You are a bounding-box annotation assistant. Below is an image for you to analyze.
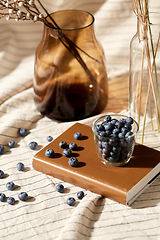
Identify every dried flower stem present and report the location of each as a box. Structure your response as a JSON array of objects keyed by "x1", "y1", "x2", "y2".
[{"x1": 0, "y1": 0, "x2": 99, "y2": 86}]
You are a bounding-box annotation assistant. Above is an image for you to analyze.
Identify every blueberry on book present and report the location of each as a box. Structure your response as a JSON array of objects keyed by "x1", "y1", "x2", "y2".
[
  {"x1": 74, "y1": 132, "x2": 82, "y2": 140},
  {"x1": 8, "y1": 141, "x2": 16, "y2": 148},
  {"x1": 28, "y1": 141, "x2": 38, "y2": 150},
  {"x1": 69, "y1": 142, "x2": 77, "y2": 150},
  {"x1": 45, "y1": 149, "x2": 55, "y2": 158},
  {"x1": 56, "y1": 184, "x2": 64, "y2": 193},
  {"x1": 18, "y1": 192, "x2": 28, "y2": 201},
  {"x1": 0, "y1": 170, "x2": 4, "y2": 179},
  {"x1": 68, "y1": 157, "x2": 78, "y2": 167},
  {"x1": 63, "y1": 148, "x2": 72, "y2": 157},
  {"x1": 7, "y1": 197, "x2": 15, "y2": 205},
  {"x1": 19, "y1": 128, "x2": 28, "y2": 137},
  {"x1": 0, "y1": 145, "x2": 5, "y2": 155},
  {"x1": 66, "y1": 197, "x2": 76, "y2": 206},
  {"x1": 77, "y1": 191, "x2": 84, "y2": 199},
  {"x1": 59, "y1": 141, "x2": 67, "y2": 149},
  {"x1": 17, "y1": 162, "x2": 25, "y2": 171},
  {"x1": 6, "y1": 181, "x2": 15, "y2": 190},
  {"x1": 0, "y1": 193, "x2": 6, "y2": 202}
]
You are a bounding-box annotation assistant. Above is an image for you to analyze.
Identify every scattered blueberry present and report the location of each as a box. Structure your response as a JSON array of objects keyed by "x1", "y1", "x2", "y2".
[
  {"x1": 7, "y1": 197, "x2": 15, "y2": 205},
  {"x1": 0, "y1": 193, "x2": 6, "y2": 202},
  {"x1": 56, "y1": 184, "x2": 64, "y2": 193},
  {"x1": 63, "y1": 148, "x2": 72, "y2": 157},
  {"x1": 66, "y1": 197, "x2": 76, "y2": 206},
  {"x1": 45, "y1": 148, "x2": 55, "y2": 158},
  {"x1": 0, "y1": 170, "x2": 4, "y2": 179},
  {"x1": 0, "y1": 145, "x2": 5, "y2": 154},
  {"x1": 18, "y1": 192, "x2": 28, "y2": 201},
  {"x1": 8, "y1": 141, "x2": 16, "y2": 148},
  {"x1": 6, "y1": 181, "x2": 15, "y2": 190},
  {"x1": 47, "y1": 136, "x2": 53, "y2": 142},
  {"x1": 59, "y1": 141, "x2": 67, "y2": 149},
  {"x1": 74, "y1": 132, "x2": 82, "y2": 140},
  {"x1": 69, "y1": 142, "x2": 77, "y2": 151},
  {"x1": 28, "y1": 141, "x2": 38, "y2": 150},
  {"x1": 19, "y1": 128, "x2": 28, "y2": 137},
  {"x1": 68, "y1": 157, "x2": 78, "y2": 167},
  {"x1": 17, "y1": 162, "x2": 25, "y2": 171},
  {"x1": 77, "y1": 191, "x2": 84, "y2": 199}
]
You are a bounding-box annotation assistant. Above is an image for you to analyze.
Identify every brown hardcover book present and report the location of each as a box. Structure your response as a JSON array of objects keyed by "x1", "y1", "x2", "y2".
[{"x1": 32, "y1": 123, "x2": 160, "y2": 205}]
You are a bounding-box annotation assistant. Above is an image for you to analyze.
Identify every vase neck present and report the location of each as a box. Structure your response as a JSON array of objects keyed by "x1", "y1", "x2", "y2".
[{"x1": 137, "y1": 12, "x2": 160, "y2": 41}]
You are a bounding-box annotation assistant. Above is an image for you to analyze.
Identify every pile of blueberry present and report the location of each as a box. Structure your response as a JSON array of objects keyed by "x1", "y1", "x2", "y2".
[{"x1": 94, "y1": 115, "x2": 135, "y2": 163}]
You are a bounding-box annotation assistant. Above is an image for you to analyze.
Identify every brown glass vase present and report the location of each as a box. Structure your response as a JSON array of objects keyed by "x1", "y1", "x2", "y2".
[{"x1": 33, "y1": 10, "x2": 108, "y2": 121}]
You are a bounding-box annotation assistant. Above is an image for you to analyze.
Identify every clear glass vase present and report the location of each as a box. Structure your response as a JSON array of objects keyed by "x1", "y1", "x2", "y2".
[
  {"x1": 129, "y1": 13, "x2": 160, "y2": 148},
  {"x1": 33, "y1": 10, "x2": 108, "y2": 121}
]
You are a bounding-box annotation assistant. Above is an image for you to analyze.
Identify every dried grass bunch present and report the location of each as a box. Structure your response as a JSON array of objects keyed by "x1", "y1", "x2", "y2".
[
  {"x1": 0, "y1": 0, "x2": 98, "y2": 86},
  {"x1": 132, "y1": 0, "x2": 160, "y2": 143}
]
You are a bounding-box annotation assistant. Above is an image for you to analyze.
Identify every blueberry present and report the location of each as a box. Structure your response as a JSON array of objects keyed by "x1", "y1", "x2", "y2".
[
  {"x1": 19, "y1": 128, "x2": 28, "y2": 137},
  {"x1": 109, "y1": 156, "x2": 119, "y2": 162},
  {"x1": 102, "y1": 141, "x2": 111, "y2": 150},
  {"x1": 120, "y1": 127, "x2": 128, "y2": 134},
  {"x1": 68, "y1": 157, "x2": 78, "y2": 167},
  {"x1": 110, "y1": 133, "x2": 118, "y2": 139},
  {"x1": 115, "y1": 121, "x2": 124, "y2": 129},
  {"x1": 124, "y1": 122, "x2": 132, "y2": 131},
  {"x1": 45, "y1": 148, "x2": 55, "y2": 158},
  {"x1": 59, "y1": 141, "x2": 67, "y2": 149},
  {"x1": 77, "y1": 191, "x2": 84, "y2": 199},
  {"x1": 66, "y1": 197, "x2": 76, "y2": 206},
  {"x1": 74, "y1": 132, "x2": 82, "y2": 140},
  {"x1": 0, "y1": 193, "x2": 6, "y2": 202},
  {"x1": 112, "y1": 128, "x2": 120, "y2": 135},
  {"x1": 6, "y1": 181, "x2": 15, "y2": 190},
  {"x1": 56, "y1": 184, "x2": 64, "y2": 193},
  {"x1": 7, "y1": 197, "x2": 15, "y2": 205},
  {"x1": 105, "y1": 130, "x2": 111, "y2": 137},
  {"x1": 108, "y1": 139, "x2": 118, "y2": 147},
  {"x1": 0, "y1": 170, "x2": 4, "y2": 179},
  {"x1": 0, "y1": 145, "x2": 5, "y2": 154},
  {"x1": 111, "y1": 119, "x2": 118, "y2": 125},
  {"x1": 98, "y1": 131, "x2": 107, "y2": 141},
  {"x1": 126, "y1": 116, "x2": 134, "y2": 124},
  {"x1": 63, "y1": 148, "x2": 72, "y2": 157},
  {"x1": 47, "y1": 136, "x2": 53, "y2": 142},
  {"x1": 104, "y1": 122, "x2": 114, "y2": 131},
  {"x1": 112, "y1": 146, "x2": 121, "y2": 153},
  {"x1": 17, "y1": 162, "x2": 24, "y2": 171},
  {"x1": 69, "y1": 142, "x2": 77, "y2": 151},
  {"x1": 28, "y1": 141, "x2": 38, "y2": 150},
  {"x1": 95, "y1": 124, "x2": 104, "y2": 134},
  {"x1": 125, "y1": 131, "x2": 133, "y2": 138},
  {"x1": 119, "y1": 139, "x2": 128, "y2": 148},
  {"x1": 18, "y1": 192, "x2": 28, "y2": 201},
  {"x1": 8, "y1": 141, "x2": 16, "y2": 148},
  {"x1": 118, "y1": 132, "x2": 126, "y2": 139},
  {"x1": 104, "y1": 115, "x2": 111, "y2": 122}
]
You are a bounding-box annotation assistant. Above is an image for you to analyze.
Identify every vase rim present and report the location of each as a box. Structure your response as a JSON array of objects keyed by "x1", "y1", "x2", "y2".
[
  {"x1": 45, "y1": 9, "x2": 95, "y2": 31},
  {"x1": 137, "y1": 12, "x2": 160, "y2": 26}
]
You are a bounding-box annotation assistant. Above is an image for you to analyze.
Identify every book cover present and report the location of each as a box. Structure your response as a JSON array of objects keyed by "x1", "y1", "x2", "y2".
[{"x1": 32, "y1": 123, "x2": 160, "y2": 205}]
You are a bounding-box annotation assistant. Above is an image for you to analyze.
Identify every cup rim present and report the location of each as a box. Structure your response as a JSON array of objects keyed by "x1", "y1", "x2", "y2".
[
  {"x1": 92, "y1": 114, "x2": 139, "y2": 140},
  {"x1": 45, "y1": 9, "x2": 95, "y2": 31}
]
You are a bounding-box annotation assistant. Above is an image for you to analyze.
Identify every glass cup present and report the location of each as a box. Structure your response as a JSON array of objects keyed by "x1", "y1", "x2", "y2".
[{"x1": 92, "y1": 114, "x2": 139, "y2": 167}]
